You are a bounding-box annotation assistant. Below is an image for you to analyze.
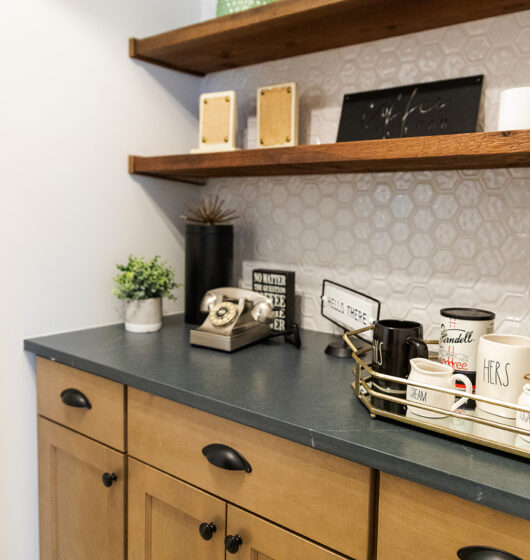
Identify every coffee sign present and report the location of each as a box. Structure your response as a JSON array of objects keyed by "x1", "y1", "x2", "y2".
[
  {"x1": 321, "y1": 280, "x2": 380, "y2": 338},
  {"x1": 252, "y1": 269, "x2": 295, "y2": 333},
  {"x1": 337, "y1": 75, "x2": 483, "y2": 141}
]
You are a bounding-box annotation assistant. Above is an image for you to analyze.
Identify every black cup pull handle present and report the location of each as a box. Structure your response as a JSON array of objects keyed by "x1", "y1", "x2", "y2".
[
  {"x1": 60, "y1": 388, "x2": 92, "y2": 409},
  {"x1": 202, "y1": 444, "x2": 252, "y2": 473},
  {"x1": 406, "y1": 336, "x2": 429, "y2": 360},
  {"x1": 101, "y1": 472, "x2": 117, "y2": 487},
  {"x1": 199, "y1": 522, "x2": 217, "y2": 541},
  {"x1": 457, "y1": 546, "x2": 524, "y2": 559},
  {"x1": 225, "y1": 534, "x2": 243, "y2": 554}
]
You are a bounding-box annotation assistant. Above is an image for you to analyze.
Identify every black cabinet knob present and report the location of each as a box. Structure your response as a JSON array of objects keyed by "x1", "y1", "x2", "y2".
[
  {"x1": 199, "y1": 522, "x2": 217, "y2": 541},
  {"x1": 457, "y1": 546, "x2": 523, "y2": 559},
  {"x1": 225, "y1": 534, "x2": 243, "y2": 554},
  {"x1": 101, "y1": 472, "x2": 117, "y2": 487},
  {"x1": 60, "y1": 388, "x2": 91, "y2": 409}
]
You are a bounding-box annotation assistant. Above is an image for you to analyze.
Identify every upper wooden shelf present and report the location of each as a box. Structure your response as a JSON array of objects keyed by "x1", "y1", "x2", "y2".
[
  {"x1": 129, "y1": 130, "x2": 530, "y2": 183},
  {"x1": 129, "y1": 0, "x2": 530, "y2": 75}
]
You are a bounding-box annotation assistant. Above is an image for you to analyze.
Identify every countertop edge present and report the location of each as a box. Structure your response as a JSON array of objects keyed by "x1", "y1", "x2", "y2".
[{"x1": 24, "y1": 339, "x2": 530, "y2": 522}]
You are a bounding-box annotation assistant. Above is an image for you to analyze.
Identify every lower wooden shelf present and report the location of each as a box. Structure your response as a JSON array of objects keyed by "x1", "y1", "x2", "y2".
[{"x1": 129, "y1": 130, "x2": 530, "y2": 184}]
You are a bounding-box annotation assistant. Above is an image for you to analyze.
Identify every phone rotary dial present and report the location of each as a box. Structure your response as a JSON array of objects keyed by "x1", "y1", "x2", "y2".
[{"x1": 209, "y1": 301, "x2": 238, "y2": 326}]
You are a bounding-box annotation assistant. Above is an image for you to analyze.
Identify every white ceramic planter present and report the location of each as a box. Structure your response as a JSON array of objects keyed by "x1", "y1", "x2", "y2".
[{"x1": 125, "y1": 298, "x2": 162, "y2": 333}]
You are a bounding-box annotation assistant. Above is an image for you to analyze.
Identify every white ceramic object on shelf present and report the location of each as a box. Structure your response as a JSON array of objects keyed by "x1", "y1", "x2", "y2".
[
  {"x1": 497, "y1": 86, "x2": 530, "y2": 131},
  {"x1": 125, "y1": 298, "x2": 162, "y2": 333}
]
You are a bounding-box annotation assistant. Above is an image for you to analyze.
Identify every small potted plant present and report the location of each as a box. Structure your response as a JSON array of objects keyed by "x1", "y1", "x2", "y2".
[{"x1": 113, "y1": 255, "x2": 180, "y2": 333}]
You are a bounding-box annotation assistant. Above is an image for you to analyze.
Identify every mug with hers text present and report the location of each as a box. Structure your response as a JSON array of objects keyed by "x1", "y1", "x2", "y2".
[{"x1": 476, "y1": 334, "x2": 530, "y2": 419}]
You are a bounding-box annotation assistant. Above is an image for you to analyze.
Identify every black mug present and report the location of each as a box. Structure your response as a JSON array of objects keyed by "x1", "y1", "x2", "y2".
[{"x1": 371, "y1": 320, "x2": 429, "y2": 413}]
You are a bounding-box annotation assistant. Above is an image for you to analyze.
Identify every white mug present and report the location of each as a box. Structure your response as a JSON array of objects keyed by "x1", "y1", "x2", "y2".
[
  {"x1": 516, "y1": 379, "x2": 530, "y2": 442},
  {"x1": 406, "y1": 358, "x2": 472, "y2": 418},
  {"x1": 473, "y1": 407, "x2": 516, "y2": 446},
  {"x1": 476, "y1": 334, "x2": 530, "y2": 419}
]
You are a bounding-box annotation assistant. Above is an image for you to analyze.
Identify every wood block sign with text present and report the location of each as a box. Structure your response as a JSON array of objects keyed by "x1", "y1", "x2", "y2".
[{"x1": 252, "y1": 269, "x2": 295, "y2": 332}]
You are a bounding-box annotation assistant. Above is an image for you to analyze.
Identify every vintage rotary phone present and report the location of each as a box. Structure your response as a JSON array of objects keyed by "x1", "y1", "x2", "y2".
[{"x1": 190, "y1": 287, "x2": 274, "y2": 352}]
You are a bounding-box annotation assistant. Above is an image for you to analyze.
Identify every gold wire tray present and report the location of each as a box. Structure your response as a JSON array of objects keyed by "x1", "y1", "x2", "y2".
[{"x1": 343, "y1": 326, "x2": 530, "y2": 459}]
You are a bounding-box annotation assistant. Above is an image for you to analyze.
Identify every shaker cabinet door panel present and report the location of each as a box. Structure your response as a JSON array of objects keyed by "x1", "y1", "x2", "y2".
[
  {"x1": 226, "y1": 505, "x2": 346, "y2": 560},
  {"x1": 128, "y1": 458, "x2": 226, "y2": 560},
  {"x1": 378, "y1": 473, "x2": 530, "y2": 560},
  {"x1": 38, "y1": 418, "x2": 126, "y2": 560}
]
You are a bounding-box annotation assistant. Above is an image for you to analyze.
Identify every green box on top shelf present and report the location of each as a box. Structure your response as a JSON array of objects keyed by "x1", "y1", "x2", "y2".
[{"x1": 217, "y1": 0, "x2": 279, "y2": 17}]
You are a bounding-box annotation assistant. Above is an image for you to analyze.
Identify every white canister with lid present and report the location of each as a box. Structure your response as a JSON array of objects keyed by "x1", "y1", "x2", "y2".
[
  {"x1": 439, "y1": 308, "x2": 495, "y2": 372},
  {"x1": 439, "y1": 308, "x2": 495, "y2": 403}
]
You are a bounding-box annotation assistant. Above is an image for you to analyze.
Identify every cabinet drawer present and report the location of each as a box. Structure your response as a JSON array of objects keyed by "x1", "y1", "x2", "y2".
[
  {"x1": 378, "y1": 473, "x2": 530, "y2": 560},
  {"x1": 36, "y1": 357, "x2": 125, "y2": 451},
  {"x1": 227, "y1": 504, "x2": 347, "y2": 560},
  {"x1": 128, "y1": 388, "x2": 374, "y2": 560}
]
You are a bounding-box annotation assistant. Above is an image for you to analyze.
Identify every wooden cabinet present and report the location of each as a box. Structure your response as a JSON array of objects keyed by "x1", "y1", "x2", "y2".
[
  {"x1": 35, "y1": 358, "x2": 530, "y2": 560},
  {"x1": 38, "y1": 418, "x2": 126, "y2": 560},
  {"x1": 128, "y1": 457, "x2": 346, "y2": 560},
  {"x1": 128, "y1": 458, "x2": 226, "y2": 560},
  {"x1": 128, "y1": 387, "x2": 374, "y2": 560},
  {"x1": 377, "y1": 473, "x2": 530, "y2": 560},
  {"x1": 226, "y1": 505, "x2": 347, "y2": 560}
]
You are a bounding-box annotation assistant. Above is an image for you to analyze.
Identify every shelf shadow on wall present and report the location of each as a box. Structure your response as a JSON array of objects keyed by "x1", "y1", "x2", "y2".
[
  {"x1": 132, "y1": 59, "x2": 201, "y2": 119},
  {"x1": 130, "y1": 175, "x2": 204, "y2": 246}
]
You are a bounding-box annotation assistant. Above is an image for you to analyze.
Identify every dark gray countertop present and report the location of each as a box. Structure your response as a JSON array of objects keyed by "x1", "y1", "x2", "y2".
[{"x1": 24, "y1": 315, "x2": 529, "y2": 520}]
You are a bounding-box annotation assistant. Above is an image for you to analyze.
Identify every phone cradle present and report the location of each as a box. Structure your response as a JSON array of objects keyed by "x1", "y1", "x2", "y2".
[
  {"x1": 190, "y1": 288, "x2": 274, "y2": 352},
  {"x1": 191, "y1": 322, "x2": 271, "y2": 352}
]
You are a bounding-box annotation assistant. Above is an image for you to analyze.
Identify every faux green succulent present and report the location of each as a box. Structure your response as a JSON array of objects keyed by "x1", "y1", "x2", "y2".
[{"x1": 113, "y1": 256, "x2": 180, "y2": 301}]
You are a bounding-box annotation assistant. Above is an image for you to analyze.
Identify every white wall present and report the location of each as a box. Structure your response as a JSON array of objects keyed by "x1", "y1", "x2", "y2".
[
  {"x1": 201, "y1": 0, "x2": 218, "y2": 20},
  {"x1": 0, "y1": 1, "x2": 201, "y2": 557}
]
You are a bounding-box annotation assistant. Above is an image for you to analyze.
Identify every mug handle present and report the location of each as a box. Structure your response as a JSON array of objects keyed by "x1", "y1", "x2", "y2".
[
  {"x1": 450, "y1": 374, "x2": 473, "y2": 411},
  {"x1": 406, "y1": 336, "x2": 429, "y2": 360}
]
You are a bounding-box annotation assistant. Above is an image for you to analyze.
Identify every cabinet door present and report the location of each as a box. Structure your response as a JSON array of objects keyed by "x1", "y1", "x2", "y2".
[
  {"x1": 38, "y1": 417, "x2": 126, "y2": 560},
  {"x1": 378, "y1": 473, "x2": 530, "y2": 560},
  {"x1": 128, "y1": 458, "x2": 226, "y2": 560},
  {"x1": 226, "y1": 505, "x2": 346, "y2": 560}
]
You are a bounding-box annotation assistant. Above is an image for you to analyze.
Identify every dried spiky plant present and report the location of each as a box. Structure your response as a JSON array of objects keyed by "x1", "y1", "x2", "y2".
[{"x1": 180, "y1": 194, "x2": 238, "y2": 225}]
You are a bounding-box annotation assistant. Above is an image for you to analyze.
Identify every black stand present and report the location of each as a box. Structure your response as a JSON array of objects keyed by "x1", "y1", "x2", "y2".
[
  {"x1": 325, "y1": 333, "x2": 372, "y2": 358},
  {"x1": 324, "y1": 336, "x2": 352, "y2": 358},
  {"x1": 267, "y1": 324, "x2": 302, "y2": 349}
]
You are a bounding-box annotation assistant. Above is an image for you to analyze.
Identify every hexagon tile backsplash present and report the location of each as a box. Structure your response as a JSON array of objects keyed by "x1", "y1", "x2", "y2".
[{"x1": 201, "y1": 11, "x2": 530, "y2": 339}]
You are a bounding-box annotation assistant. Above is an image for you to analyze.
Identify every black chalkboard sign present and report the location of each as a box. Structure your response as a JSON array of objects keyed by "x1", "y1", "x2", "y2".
[
  {"x1": 252, "y1": 269, "x2": 295, "y2": 333},
  {"x1": 337, "y1": 75, "x2": 483, "y2": 142}
]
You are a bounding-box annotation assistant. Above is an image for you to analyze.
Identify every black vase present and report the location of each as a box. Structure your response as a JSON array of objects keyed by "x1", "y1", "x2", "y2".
[{"x1": 185, "y1": 224, "x2": 233, "y2": 324}]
